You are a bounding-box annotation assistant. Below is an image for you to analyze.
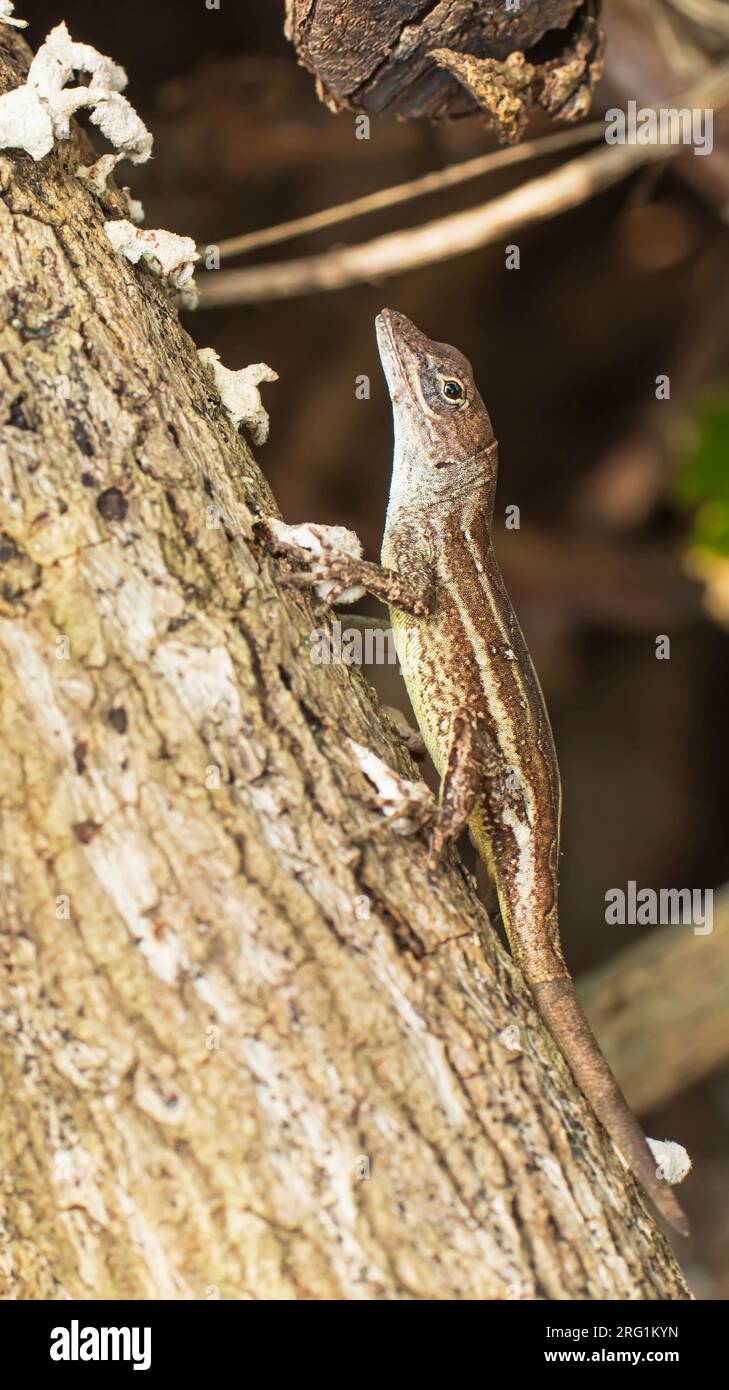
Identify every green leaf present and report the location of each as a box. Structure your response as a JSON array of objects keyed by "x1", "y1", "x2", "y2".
[{"x1": 674, "y1": 388, "x2": 729, "y2": 554}]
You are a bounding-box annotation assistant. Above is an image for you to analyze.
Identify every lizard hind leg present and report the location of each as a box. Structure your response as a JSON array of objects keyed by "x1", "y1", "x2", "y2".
[{"x1": 428, "y1": 711, "x2": 496, "y2": 870}]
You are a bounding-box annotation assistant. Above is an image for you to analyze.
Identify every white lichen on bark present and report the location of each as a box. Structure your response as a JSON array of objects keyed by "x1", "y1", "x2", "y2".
[
  {"x1": 0, "y1": 2, "x2": 27, "y2": 30},
  {"x1": 198, "y1": 349, "x2": 278, "y2": 446},
  {"x1": 0, "y1": 21, "x2": 151, "y2": 167},
  {"x1": 105, "y1": 221, "x2": 199, "y2": 300}
]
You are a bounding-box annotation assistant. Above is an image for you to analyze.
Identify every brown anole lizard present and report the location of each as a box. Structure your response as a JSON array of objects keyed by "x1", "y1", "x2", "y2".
[{"x1": 268, "y1": 308, "x2": 689, "y2": 1237}]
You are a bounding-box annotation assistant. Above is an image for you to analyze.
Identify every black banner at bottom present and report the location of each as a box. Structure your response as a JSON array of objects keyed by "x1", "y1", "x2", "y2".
[{"x1": 0, "y1": 1295, "x2": 720, "y2": 1375}]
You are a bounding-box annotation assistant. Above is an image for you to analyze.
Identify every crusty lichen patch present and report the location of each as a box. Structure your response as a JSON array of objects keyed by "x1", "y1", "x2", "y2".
[
  {"x1": 0, "y1": 1, "x2": 26, "y2": 30},
  {"x1": 0, "y1": 21, "x2": 152, "y2": 165},
  {"x1": 197, "y1": 349, "x2": 278, "y2": 445},
  {"x1": 105, "y1": 220, "x2": 199, "y2": 304},
  {"x1": 431, "y1": 49, "x2": 536, "y2": 145},
  {"x1": 432, "y1": 1, "x2": 605, "y2": 144}
]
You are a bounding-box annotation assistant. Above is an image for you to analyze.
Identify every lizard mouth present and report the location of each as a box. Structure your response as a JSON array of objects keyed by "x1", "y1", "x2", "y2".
[
  {"x1": 375, "y1": 307, "x2": 400, "y2": 357},
  {"x1": 376, "y1": 307, "x2": 428, "y2": 360},
  {"x1": 375, "y1": 308, "x2": 408, "y2": 393}
]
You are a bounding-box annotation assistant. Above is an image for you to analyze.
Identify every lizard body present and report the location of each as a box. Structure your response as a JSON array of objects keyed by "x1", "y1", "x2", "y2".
[{"x1": 275, "y1": 308, "x2": 688, "y2": 1236}]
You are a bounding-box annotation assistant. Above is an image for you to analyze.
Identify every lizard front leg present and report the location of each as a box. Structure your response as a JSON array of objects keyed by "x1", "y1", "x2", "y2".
[
  {"x1": 262, "y1": 517, "x2": 433, "y2": 616},
  {"x1": 292, "y1": 553, "x2": 431, "y2": 615}
]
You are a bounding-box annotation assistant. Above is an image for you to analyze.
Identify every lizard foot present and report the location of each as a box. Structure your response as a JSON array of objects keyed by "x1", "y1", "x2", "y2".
[
  {"x1": 261, "y1": 517, "x2": 367, "y2": 607},
  {"x1": 427, "y1": 815, "x2": 457, "y2": 874},
  {"x1": 348, "y1": 739, "x2": 438, "y2": 853},
  {"x1": 283, "y1": 559, "x2": 368, "y2": 610}
]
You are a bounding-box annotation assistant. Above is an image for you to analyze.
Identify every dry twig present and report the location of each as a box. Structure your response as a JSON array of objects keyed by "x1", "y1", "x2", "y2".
[
  {"x1": 199, "y1": 64, "x2": 729, "y2": 306},
  {"x1": 212, "y1": 121, "x2": 605, "y2": 260}
]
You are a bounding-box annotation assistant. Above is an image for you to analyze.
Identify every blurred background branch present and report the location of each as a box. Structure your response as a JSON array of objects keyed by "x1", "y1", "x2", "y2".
[
  {"x1": 580, "y1": 884, "x2": 729, "y2": 1111},
  {"x1": 211, "y1": 121, "x2": 606, "y2": 261},
  {"x1": 199, "y1": 64, "x2": 729, "y2": 305}
]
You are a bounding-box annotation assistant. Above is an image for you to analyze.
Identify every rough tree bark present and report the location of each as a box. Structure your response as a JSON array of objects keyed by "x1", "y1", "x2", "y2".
[
  {"x1": 285, "y1": 0, "x2": 605, "y2": 139},
  {"x1": 0, "y1": 29, "x2": 688, "y2": 1300}
]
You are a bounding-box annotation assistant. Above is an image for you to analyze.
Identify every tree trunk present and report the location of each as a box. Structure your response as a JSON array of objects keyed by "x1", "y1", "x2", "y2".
[{"x1": 0, "y1": 28, "x2": 688, "y2": 1301}]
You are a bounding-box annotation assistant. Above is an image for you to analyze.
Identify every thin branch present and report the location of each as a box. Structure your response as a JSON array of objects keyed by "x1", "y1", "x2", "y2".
[
  {"x1": 199, "y1": 64, "x2": 729, "y2": 307},
  {"x1": 194, "y1": 139, "x2": 675, "y2": 306},
  {"x1": 665, "y1": 0, "x2": 729, "y2": 41},
  {"x1": 211, "y1": 121, "x2": 605, "y2": 260}
]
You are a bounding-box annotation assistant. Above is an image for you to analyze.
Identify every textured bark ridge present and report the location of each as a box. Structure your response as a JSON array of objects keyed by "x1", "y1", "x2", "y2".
[
  {"x1": 285, "y1": 0, "x2": 605, "y2": 140},
  {"x1": 0, "y1": 29, "x2": 687, "y2": 1299}
]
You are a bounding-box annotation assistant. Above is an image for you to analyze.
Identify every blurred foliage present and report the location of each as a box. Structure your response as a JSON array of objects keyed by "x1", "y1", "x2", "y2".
[{"x1": 675, "y1": 388, "x2": 729, "y2": 555}]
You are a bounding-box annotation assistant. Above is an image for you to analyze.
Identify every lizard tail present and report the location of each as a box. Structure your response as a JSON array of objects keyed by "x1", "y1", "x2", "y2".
[{"x1": 533, "y1": 976, "x2": 690, "y2": 1237}]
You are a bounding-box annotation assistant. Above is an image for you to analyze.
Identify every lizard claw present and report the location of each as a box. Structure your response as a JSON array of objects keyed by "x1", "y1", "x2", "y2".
[
  {"x1": 281, "y1": 567, "x2": 325, "y2": 590},
  {"x1": 280, "y1": 566, "x2": 358, "y2": 610},
  {"x1": 282, "y1": 562, "x2": 365, "y2": 609}
]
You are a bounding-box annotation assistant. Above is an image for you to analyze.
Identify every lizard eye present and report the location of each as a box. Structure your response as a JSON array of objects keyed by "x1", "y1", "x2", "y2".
[{"x1": 441, "y1": 377, "x2": 465, "y2": 403}]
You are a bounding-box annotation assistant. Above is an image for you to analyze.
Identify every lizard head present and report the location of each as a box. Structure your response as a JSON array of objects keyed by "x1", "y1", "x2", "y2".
[{"x1": 375, "y1": 308, "x2": 497, "y2": 504}]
